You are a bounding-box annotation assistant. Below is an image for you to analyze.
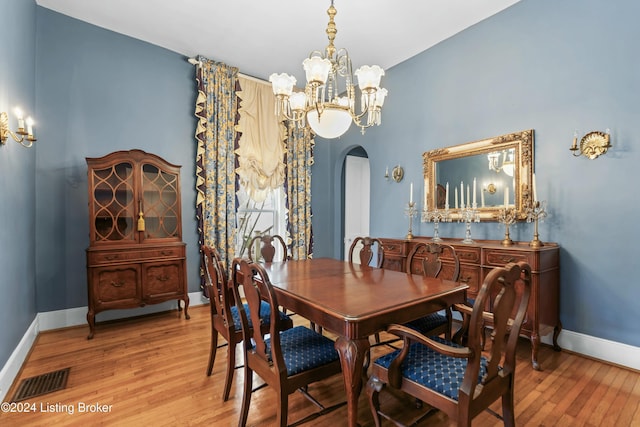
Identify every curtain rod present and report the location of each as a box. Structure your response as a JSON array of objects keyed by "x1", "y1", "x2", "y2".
[
  {"x1": 237, "y1": 73, "x2": 269, "y2": 86},
  {"x1": 187, "y1": 56, "x2": 269, "y2": 86}
]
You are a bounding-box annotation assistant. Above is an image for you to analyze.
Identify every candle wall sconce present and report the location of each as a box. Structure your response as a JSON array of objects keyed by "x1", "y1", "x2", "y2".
[
  {"x1": 1, "y1": 110, "x2": 37, "y2": 148},
  {"x1": 385, "y1": 165, "x2": 404, "y2": 182},
  {"x1": 570, "y1": 129, "x2": 611, "y2": 160},
  {"x1": 484, "y1": 183, "x2": 497, "y2": 194}
]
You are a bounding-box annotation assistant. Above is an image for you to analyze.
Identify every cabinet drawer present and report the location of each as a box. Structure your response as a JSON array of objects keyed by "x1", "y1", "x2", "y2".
[
  {"x1": 483, "y1": 249, "x2": 534, "y2": 267},
  {"x1": 143, "y1": 262, "x2": 183, "y2": 299},
  {"x1": 88, "y1": 246, "x2": 184, "y2": 265},
  {"x1": 93, "y1": 265, "x2": 141, "y2": 303}
]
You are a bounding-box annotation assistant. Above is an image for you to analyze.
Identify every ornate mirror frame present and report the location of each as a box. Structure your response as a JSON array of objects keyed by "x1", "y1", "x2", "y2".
[{"x1": 423, "y1": 129, "x2": 534, "y2": 221}]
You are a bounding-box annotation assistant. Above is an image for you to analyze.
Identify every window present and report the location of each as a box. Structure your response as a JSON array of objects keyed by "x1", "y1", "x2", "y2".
[{"x1": 236, "y1": 185, "x2": 287, "y2": 260}]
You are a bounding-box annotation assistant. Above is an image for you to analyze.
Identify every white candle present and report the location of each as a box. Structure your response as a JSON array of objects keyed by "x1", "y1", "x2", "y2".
[
  {"x1": 423, "y1": 183, "x2": 428, "y2": 210},
  {"x1": 504, "y1": 186, "x2": 509, "y2": 208},
  {"x1": 409, "y1": 182, "x2": 413, "y2": 204},
  {"x1": 26, "y1": 117, "x2": 34, "y2": 137},
  {"x1": 467, "y1": 185, "x2": 470, "y2": 209},
  {"x1": 445, "y1": 182, "x2": 449, "y2": 209},
  {"x1": 473, "y1": 178, "x2": 477, "y2": 206},
  {"x1": 532, "y1": 173, "x2": 537, "y2": 202},
  {"x1": 455, "y1": 187, "x2": 458, "y2": 209},
  {"x1": 15, "y1": 107, "x2": 24, "y2": 130},
  {"x1": 460, "y1": 181, "x2": 464, "y2": 209}
]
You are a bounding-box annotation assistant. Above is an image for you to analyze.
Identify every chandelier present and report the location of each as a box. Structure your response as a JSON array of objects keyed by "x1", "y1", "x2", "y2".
[
  {"x1": 269, "y1": 0, "x2": 387, "y2": 139},
  {"x1": 487, "y1": 149, "x2": 515, "y2": 177}
]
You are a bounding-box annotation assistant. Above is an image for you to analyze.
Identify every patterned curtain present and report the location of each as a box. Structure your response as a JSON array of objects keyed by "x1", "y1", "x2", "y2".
[
  {"x1": 284, "y1": 125, "x2": 315, "y2": 260},
  {"x1": 195, "y1": 57, "x2": 239, "y2": 277}
]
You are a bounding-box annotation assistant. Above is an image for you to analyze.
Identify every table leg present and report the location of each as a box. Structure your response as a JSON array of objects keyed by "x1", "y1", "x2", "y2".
[{"x1": 335, "y1": 336, "x2": 370, "y2": 427}]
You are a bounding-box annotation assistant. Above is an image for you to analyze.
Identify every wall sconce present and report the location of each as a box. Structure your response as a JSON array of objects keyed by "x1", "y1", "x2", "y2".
[
  {"x1": 1, "y1": 108, "x2": 37, "y2": 148},
  {"x1": 385, "y1": 165, "x2": 404, "y2": 182},
  {"x1": 570, "y1": 129, "x2": 611, "y2": 160}
]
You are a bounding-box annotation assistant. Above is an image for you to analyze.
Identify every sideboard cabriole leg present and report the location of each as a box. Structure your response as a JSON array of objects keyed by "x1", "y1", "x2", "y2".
[
  {"x1": 553, "y1": 321, "x2": 562, "y2": 351},
  {"x1": 183, "y1": 297, "x2": 190, "y2": 319},
  {"x1": 530, "y1": 332, "x2": 541, "y2": 370}
]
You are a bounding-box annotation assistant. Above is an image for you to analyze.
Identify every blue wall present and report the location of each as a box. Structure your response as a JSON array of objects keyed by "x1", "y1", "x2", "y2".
[
  {"x1": 0, "y1": 0, "x2": 38, "y2": 370},
  {"x1": 311, "y1": 0, "x2": 639, "y2": 347},
  {"x1": 2, "y1": 0, "x2": 637, "y2": 371},
  {"x1": 34, "y1": 9, "x2": 200, "y2": 315}
]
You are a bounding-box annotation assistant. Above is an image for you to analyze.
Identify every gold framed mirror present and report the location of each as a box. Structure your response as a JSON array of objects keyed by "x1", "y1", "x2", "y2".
[{"x1": 423, "y1": 129, "x2": 534, "y2": 221}]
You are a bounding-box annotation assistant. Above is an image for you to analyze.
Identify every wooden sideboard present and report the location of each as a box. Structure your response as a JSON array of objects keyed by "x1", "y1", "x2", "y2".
[{"x1": 379, "y1": 236, "x2": 561, "y2": 370}]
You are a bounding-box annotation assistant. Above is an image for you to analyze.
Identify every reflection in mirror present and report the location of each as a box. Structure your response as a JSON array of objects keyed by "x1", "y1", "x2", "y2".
[{"x1": 423, "y1": 130, "x2": 534, "y2": 221}]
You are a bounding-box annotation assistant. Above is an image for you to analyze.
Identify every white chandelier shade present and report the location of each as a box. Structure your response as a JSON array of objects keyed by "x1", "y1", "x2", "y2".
[{"x1": 269, "y1": 1, "x2": 387, "y2": 139}]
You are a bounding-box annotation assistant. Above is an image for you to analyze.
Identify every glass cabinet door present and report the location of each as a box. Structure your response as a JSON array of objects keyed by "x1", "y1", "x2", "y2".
[
  {"x1": 141, "y1": 163, "x2": 180, "y2": 240},
  {"x1": 91, "y1": 162, "x2": 136, "y2": 242}
]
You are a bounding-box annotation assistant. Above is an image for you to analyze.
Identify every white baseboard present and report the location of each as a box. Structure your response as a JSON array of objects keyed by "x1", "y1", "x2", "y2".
[
  {"x1": 0, "y1": 316, "x2": 39, "y2": 401},
  {"x1": 2, "y1": 300, "x2": 638, "y2": 401},
  {"x1": 545, "y1": 330, "x2": 640, "y2": 371},
  {"x1": 0, "y1": 291, "x2": 207, "y2": 401}
]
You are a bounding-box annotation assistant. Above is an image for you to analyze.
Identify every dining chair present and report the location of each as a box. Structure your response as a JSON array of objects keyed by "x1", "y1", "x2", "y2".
[
  {"x1": 200, "y1": 245, "x2": 293, "y2": 402},
  {"x1": 231, "y1": 258, "x2": 345, "y2": 427},
  {"x1": 248, "y1": 234, "x2": 289, "y2": 262},
  {"x1": 404, "y1": 242, "x2": 460, "y2": 340},
  {"x1": 348, "y1": 236, "x2": 385, "y2": 346},
  {"x1": 348, "y1": 236, "x2": 384, "y2": 267},
  {"x1": 366, "y1": 261, "x2": 532, "y2": 427}
]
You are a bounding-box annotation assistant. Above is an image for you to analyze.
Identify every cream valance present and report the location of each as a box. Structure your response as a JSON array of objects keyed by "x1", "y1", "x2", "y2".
[{"x1": 235, "y1": 76, "x2": 285, "y2": 202}]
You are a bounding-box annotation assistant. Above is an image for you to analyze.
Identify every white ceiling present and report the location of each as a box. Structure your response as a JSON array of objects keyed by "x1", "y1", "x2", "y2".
[{"x1": 36, "y1": 0, "x2": 520, "y2": 83}]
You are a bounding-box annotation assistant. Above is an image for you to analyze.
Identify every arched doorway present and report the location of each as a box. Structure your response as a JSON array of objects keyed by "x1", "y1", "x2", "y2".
[{"x1": 342, "y1": 146, "x2": 370, "y2": 260}]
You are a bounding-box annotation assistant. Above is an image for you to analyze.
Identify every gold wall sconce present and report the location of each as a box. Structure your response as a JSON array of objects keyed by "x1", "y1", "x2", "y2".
[
  {"x1": 385, "y1": 165, "x2": 404, "y2": 182},
  {"x1": 570, "y1": 129, "x2": 611, "y2": 160},
  {"x1": 1, "y1": 109, "x2": 37, "y2": 148}
]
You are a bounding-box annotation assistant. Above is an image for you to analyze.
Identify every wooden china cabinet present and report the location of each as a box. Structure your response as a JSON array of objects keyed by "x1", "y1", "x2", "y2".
[
  {"x1": 85, "y1": 150, "x2": 189, "y2": 339},
  {"x1": 379, "y1": 236, "x2": 560, "y2": 370}
]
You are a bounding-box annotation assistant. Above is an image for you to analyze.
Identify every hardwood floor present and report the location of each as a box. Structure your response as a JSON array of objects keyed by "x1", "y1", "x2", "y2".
[{"x1": 2, "y1": 305, "x2": 639, "y2": 426}]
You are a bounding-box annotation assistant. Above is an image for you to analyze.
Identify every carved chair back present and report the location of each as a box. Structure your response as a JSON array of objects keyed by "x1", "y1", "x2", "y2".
[
  {"x1": 248, "y1": 234, "x2": 289, "y2": 262},
  {"x1": 348, "y1": 236, "x2": 384, "y2": 268}
]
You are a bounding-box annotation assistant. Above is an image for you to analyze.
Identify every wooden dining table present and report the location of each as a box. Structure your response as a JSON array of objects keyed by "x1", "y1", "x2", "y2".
[{"x1": 260, "y1": 257, "x2": 468, "y2": 427}]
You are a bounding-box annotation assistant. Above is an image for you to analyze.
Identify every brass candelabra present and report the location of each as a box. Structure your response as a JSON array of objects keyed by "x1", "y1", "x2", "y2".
[
  {"x1": 526, "y1": 200, "x2": 547, "y2": 248},
  {"x1": 405, "y1": 201, "x2": 417, "y2": 240},
  {"x1": 497, "y1": 207, "x2": 517, "y2": 246}
]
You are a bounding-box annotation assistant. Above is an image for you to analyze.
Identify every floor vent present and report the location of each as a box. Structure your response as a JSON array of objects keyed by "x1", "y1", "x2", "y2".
[{"x1": 11, "y1": 368, "x2": 70, "y2": 402}]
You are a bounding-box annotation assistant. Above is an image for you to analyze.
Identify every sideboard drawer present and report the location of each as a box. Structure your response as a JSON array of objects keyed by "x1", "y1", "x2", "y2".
[
  {"x1": 455, "y1": 246, "x2": 481, "y2": 264},
  {"x1": 380, "y1": 239, "x2": 405, "y2": 256},
  {"x1": 483, "y1": 249, "x2": 534, "y2": 267}
]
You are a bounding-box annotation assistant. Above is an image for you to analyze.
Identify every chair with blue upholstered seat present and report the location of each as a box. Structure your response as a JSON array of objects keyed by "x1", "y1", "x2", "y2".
[
  {"x1": 232, "y1": 258, "x2": 344, "y2": 427},
  {"x1": 248, "y1": 234, "x2": 290, "y2": 262},
  {"x1": 348, "y1": 236, "x2": 384, "y2": 268},
  {"x1": 404, "y1": 242, "x2": 460, "y2": 339},
  {"x1": 201, "y1": 245, "x2": 293, "y2": 402},
  {"x1": 348, "y1": 236, "x2": 387, "y2": 346},
  {"x1": 366, "y1": 261, "x2": 532, "y2": 427}
]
